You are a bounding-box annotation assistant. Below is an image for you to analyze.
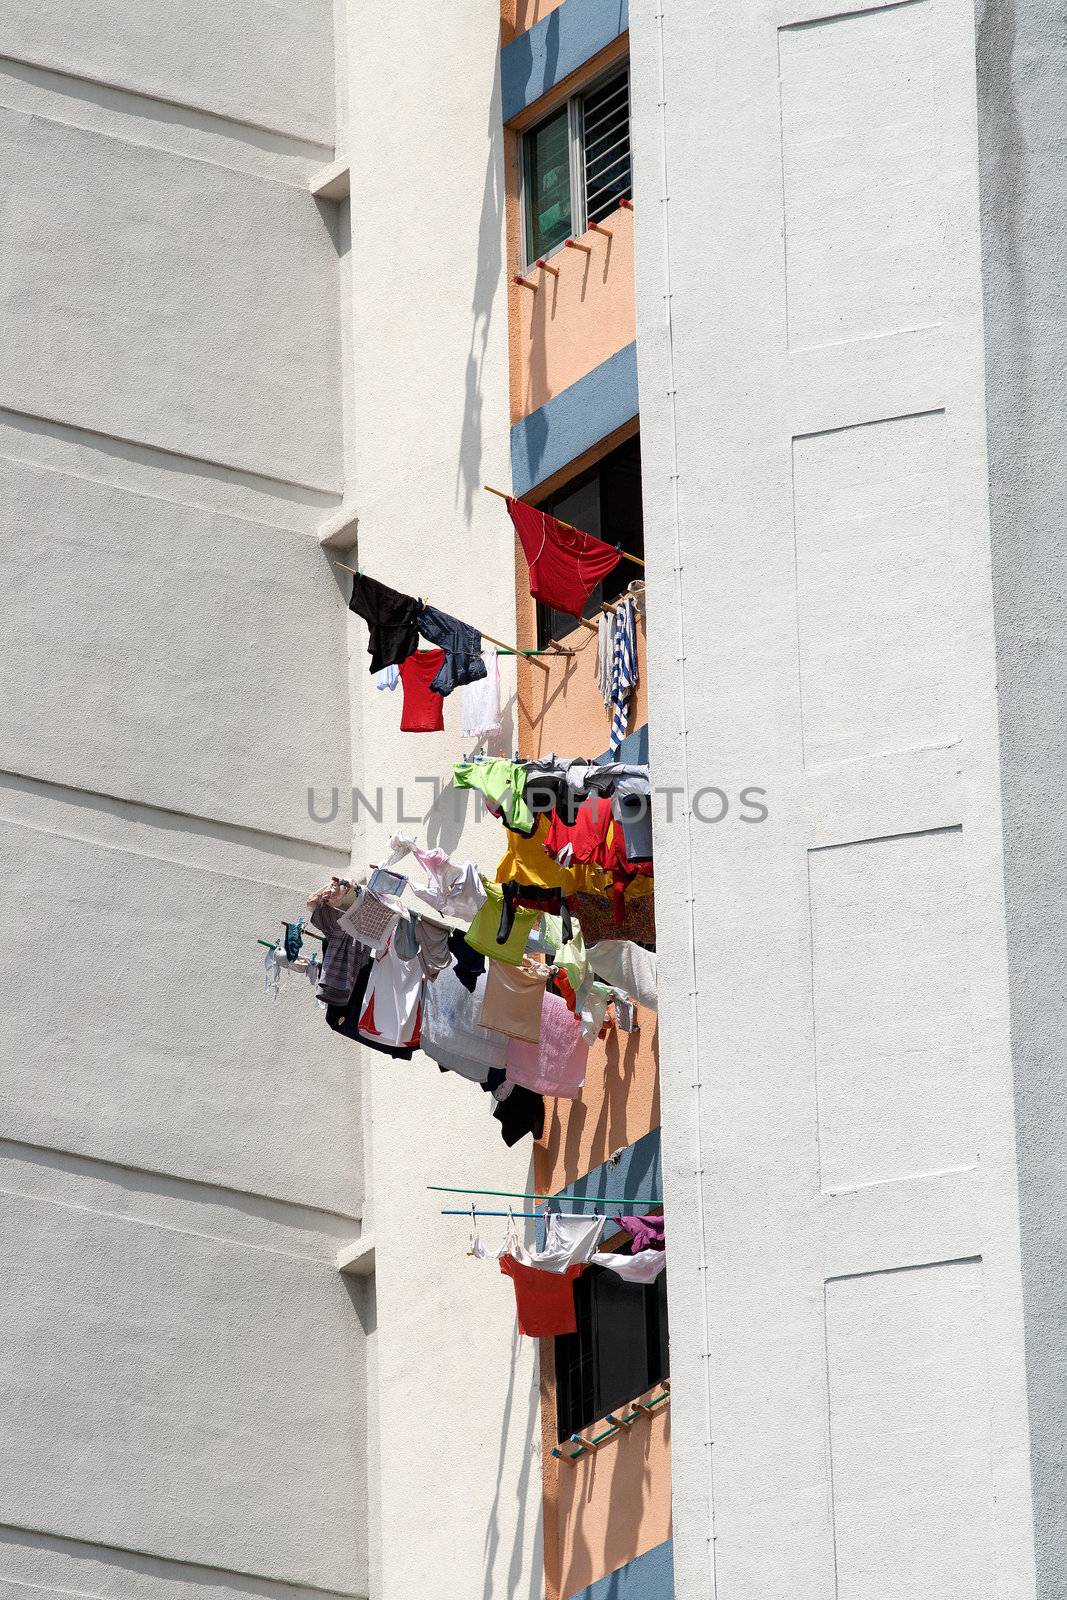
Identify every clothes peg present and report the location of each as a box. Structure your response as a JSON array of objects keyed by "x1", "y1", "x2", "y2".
[
  {"x1": 564, "y1": 238, "x2": 592, "y2": 255},
  {"x1": 535, "y1": 258, "x2": 560, "y2": 277},
  {"x1": 512, "y1": 273, "x2": 537, "y2": 291}
]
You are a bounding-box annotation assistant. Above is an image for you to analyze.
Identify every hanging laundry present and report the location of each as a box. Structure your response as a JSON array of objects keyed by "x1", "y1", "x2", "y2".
[
  {"x1": 570, "y1": 886, "x2": 656, "y2": 947},
  {"x1": 282, "y1": 920, "x2": 304, "y2": 962},
  {"x1": 493, "y1": 1084, "x2": 545, "y2": 1147},
  {"x1": 497, "y1": 882, "x2": 572, "y2": 946},
  {"x1": 398, "y1": 649, "x2": 448, "y2": 732},
  {"x1": 499, "y1": 1255, "x2": 585, "y2": 1336},
  {"x1": 608, "y1": 594, "x2": 638, "y2": 753},
  {"x1": 307, "y1": 876, "x2": 357, "y2": 912},
  {"x1": 537, "y1": 1212, "x2": 605, "y2": 1268},
  {"x1": 416, "y1": 605, "x2": 488, "y2": 695},
  {"x1": 414, "y1": 916, "x2": 452, "y2": 981},
  {"x1": 589, "y1": 1249, "x2": 666, "y2": 1284},
  {"x1": 614, "y1": 995, "x2": 637, "y2": 1032},
  {"x1": 479, "y1": 959, "x2": 548, "y2": 1043},
  {"x1": 543, "y1": 796, "x2": 615, "y2": 872},
  {"x1": 375, "y1": 664, "x2": 399, "y2": 691},
  {"x1": 469, "y1": 1211, "x2": 526, "y2": 1262},
  {"x1": 506, "y1": 497, "x2": 621, "y2": 619},
  {"x1": 309, "y1": 901, "x2": 365, "y2": 1006},
  {"x1": 505, "y1": 991, "x2": 588, "y2": 1098},
  {"x1": 390, "y1": 837, "x2": 489, "y2": 922},
  {"x1": 420, "y1": 965, "x2": 509, "y2": 1082},
  {"x1": 447, "y1": 926, "x2": 485, "y2": 993},
  {"x1": 349, "y1": 573, "x2": 422, "y2": 673},
  {"x1": 338, "y1": 886, "x2": 406, "y2": 958},
  {"x1": 464, "y1": 880, "x2": 542, "y2": 965},
  {"x1": 357, "y1": 929, "x2": 423, "y2": 1050},
  {"x1": 324, "y1": 959, "x2": 415, "y2": 1060},
  {"x1": 494, "y1": 816, "x2": 587, "y2": 893},
  {"x1": 614, "y1": 1213, "x2": 665, "y2": 1251},
  {"x1": 587, "y1": 941, "x2": 658, "y2": 1010},
  {"x1": 453, "y1": 757, "x2": 535, "y2": 833},
  {"x1": 596, "y1": 611, "x2": 614, "y2": 709},
  {"x1": 461, "y1": 648, "x2": 501, "y2": 741}
]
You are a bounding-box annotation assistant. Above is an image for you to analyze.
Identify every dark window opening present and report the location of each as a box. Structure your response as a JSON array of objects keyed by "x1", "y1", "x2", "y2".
[
  {"x1": 554, "y1": 1257, "x2": 668, "y2": 1441},
  {"x1": 533, "y1": 431, "x2": 644, "y2": 647}
]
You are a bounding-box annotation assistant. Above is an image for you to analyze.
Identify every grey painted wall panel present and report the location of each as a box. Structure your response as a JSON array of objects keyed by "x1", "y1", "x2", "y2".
[
  {"x1": 0, "y1": 456, "x2": 350, "y2": 845},
  {"x1": 0, "y1": 816, "x2": 361, "y2": 1215},
  {"x1": 976, "y1": 2, "x2": 1067, "y2": 1593},
  {"x1": 0, "y1": 0, "x2": 336, "y2": 144},
  {"x1": 0, "y1": 112, "x2": 342, "y2": 487},
  {"x1": 0, "y1": 1187, "x2": 365, "y2": 1593}
]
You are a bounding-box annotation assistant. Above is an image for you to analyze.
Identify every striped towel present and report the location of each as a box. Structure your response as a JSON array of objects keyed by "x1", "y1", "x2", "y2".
[{"x1": 608, "y1": 595, "x2": 638, "y2": 754}]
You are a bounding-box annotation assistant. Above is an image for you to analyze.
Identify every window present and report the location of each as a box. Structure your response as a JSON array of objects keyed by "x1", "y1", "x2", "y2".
[
  {"x1": 521, "y1": 66, "x2": 632, "y2": 267},
  {"x1": 554, "y1": 1259, "x2": 668, "y2": 1441},
  {"x1": 533, "y1": 431, "x2": 643, "y2": 646}
]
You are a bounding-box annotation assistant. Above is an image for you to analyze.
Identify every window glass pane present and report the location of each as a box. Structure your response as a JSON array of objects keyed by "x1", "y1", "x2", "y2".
[{"x1": 523, "y1": 106, "x2": 572, "y2": 261}]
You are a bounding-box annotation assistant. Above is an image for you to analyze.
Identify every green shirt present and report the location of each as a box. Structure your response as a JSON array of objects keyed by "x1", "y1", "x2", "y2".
[{"x1": 452, "y1": 759, "x2": 534, "y2": 834}]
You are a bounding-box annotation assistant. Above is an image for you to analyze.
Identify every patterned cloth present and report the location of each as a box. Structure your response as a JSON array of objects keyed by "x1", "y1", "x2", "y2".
[{"x1": 608, "y1": 595, "x2": 638, "y2": 753}]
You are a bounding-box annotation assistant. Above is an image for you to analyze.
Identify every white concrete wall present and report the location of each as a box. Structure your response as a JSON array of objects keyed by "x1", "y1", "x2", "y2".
[
  {"x1": 0, "y1": 9, "x2": 368, "y2": 1600},
  {"x1": 631, "y1": 0, "x2": 1037, "y2": 1595},
  {"x1": 342, "y1": 4, "x2": 544, "y2": 1597}
]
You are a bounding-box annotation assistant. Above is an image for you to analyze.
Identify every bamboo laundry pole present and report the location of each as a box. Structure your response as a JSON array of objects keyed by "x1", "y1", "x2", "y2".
[
  {"x1": 332, "y1": 561, "x2": 552, "y2": 670},
  {"x1": 483, "y1": 485, "x2": 646, "y2": 568}
]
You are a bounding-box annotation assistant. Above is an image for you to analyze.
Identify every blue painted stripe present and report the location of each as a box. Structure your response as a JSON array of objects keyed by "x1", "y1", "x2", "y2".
[
  {"x1": 501, "y1": 0, "x2": 629, "y2": 123},
  {"x1": 568, "y1": 1538, "x2": 675, "y2": 1599},
  {"x1": 510, "y1": 341, "x2": 639, "y2": 498},
  {"x1": 553, "y1": 1127, "x2": 661, "y2": 1210}
]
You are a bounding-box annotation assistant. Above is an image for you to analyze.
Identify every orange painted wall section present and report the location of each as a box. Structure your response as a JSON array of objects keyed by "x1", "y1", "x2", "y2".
[
  {"x1": 542, "y1": 1396, "x2": 672, "y2": 1600},
  {"x1": 506, "y1": 144, "x2": 636, "y2": 424},
  {"x1": 515, "y1": 583, "x2": 665, "y2": 1600},
  {"x1": 500, "y1": 0, "x2": 569, "y2": 46}
]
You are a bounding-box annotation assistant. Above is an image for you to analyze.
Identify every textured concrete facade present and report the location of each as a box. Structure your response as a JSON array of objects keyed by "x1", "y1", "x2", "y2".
[
  {"x1": 630, "y1": 0, "x2": 1046, "y2": 1595},
  {"x1": 0, "y1": 8, "x2": 367, "y2": 1600}
]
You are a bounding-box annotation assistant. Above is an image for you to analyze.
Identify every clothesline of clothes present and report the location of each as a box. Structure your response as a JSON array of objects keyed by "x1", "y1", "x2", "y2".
[
  {"x1": 470, "y1": 1209, "x2": 666, "y2": 1339},
  {"x1": 344, "y1": 496, "x2": 645, "y2": 752},
  {"x1": 264, "y1": 794, "x2": 655, "y2": 1146}
]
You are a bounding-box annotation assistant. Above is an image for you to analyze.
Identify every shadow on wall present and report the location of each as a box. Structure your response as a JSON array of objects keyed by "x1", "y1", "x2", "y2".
[
  {"x1": 481, "y1": 1321, "x2": 545, "y2": 1600},
  {"x1": 456, "y1": 53, "x2": 510, "y2": 521}
]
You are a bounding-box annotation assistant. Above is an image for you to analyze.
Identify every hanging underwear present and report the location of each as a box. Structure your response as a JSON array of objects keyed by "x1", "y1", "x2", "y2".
[
  {"x1": 507, "y1": 497, "x2": 622, "y2": 619},
  {"x1": 348, "y1": 573, "x2": 422, "y2": 673}
]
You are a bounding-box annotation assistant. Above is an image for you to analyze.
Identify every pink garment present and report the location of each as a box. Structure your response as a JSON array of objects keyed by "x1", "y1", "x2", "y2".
[{"x1": 505, "y1": 991, "x2": 588, "y2": 1099}]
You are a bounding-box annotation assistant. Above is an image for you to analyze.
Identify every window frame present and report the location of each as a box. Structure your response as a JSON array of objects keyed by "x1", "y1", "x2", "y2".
[{"x1": 519, "y1": 63, "x2": 631, "y2": 272}]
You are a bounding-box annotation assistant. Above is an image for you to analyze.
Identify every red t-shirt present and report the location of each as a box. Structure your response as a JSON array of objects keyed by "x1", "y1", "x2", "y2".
[
  {"x1": 398, "y1": 649, "x2": 447, "y2": 732},
  {"x1": 544, "y1": 797, "x2": 613, "y2": 868},
  {"x1": 507, "y1": 498, "x2": 621, "y2": 618},
  {"x1": 499, "y1": 1254, "x2": 585, "y2": 1337}
]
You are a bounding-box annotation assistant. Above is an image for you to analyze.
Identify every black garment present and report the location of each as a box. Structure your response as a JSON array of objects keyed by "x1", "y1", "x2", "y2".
[
  {"x1": 416, "y1": 605, "x2": 487, "y2": 696},
  {"x1": 523, "y1": 774, "x2": 586, "y2": 826},
  {"x1": 497, "y1": 882, "x2": 572, "y2": 946},
  {"x1": 480, "y1": 1067, "x2": 508, "y2": 1096},
  {"x1": 493, "y1": 1085, "x2": 545, "y2": 1146},
  {"x1": 324, "y1": 961, "x2": 415, "y2": 1060},
  {"x1": 448, "y1": 928, "x2": 485, "y2": 994},
  {"x1": 349, "y1": 573, "x2": 422, "y2": 673}
]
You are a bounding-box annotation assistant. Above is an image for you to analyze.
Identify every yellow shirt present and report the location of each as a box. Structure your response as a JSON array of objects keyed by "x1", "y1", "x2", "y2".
[{"x1": 494, "y1": 816, "x2": 611, "y2": 895}]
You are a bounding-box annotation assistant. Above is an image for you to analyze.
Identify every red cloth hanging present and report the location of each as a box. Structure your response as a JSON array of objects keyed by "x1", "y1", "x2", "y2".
[
  {"x1": 499, "y1": 1254, "x2": 585, "y2": 1336},
  {"x1": 398, "y1": 649, "x2": 447, "y2": 732},
  {"x1": 507, "y1": 497, "x2": 622, "y2": 618}
]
